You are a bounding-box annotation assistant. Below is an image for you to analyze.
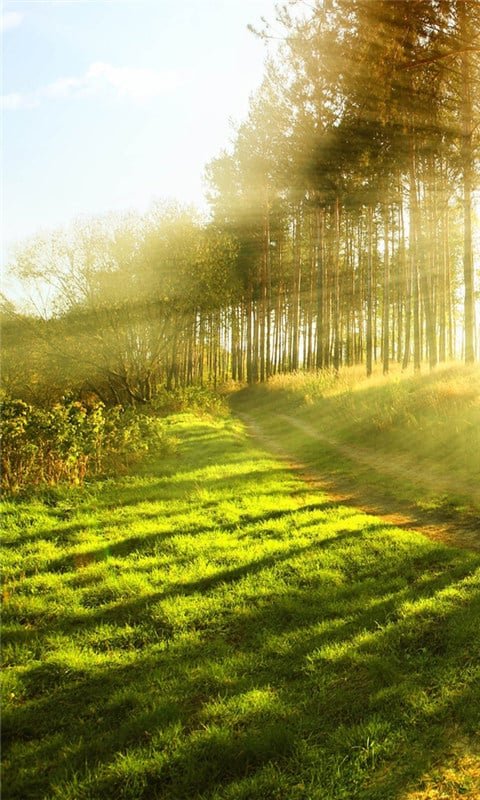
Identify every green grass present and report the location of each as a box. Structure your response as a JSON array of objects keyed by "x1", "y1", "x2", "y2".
[
  {"x1": 2, "y1": 411, "x2": 480, "y2": 799},
  {"x1": 231, "y1": 363, "x2": 480, "y2": 537}
]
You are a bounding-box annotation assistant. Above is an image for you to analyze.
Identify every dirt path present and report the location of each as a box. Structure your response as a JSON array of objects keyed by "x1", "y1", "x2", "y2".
[
  {"x1": 237, "y1": 411, "x2": 480, "y2": 552},
  {"x1": 278, "y1": 412, "x2": 477, "y2": 503}
]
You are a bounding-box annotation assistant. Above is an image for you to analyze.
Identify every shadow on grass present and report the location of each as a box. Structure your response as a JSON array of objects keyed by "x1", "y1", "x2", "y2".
[
  {"x1": 4, "y1": 528, "x2": 480, "y2": 799},
  {"x1": 3, "y1": 413, "x2": 480, "y2": 800},
  {"x1": 232, "y1": 371, "x2": 480, "y2": 546},
  {"x1": 243, "y1": 421, "x2": 480, "y2": 550},
  {"x1": 9, "y1": 500, "x2": 336, "y2": 582}
]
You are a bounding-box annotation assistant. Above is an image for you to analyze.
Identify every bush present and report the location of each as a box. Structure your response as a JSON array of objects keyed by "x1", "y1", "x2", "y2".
[
  {"x1": 0, "y1": 397, "x2": 177, "y2": 493},
  {"x1": 149, "y1": 386, "x2": 228, "y2": 417}
]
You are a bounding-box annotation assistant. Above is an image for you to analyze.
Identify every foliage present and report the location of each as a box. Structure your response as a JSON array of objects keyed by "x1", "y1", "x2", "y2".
[
  {"x1": 0, "y1": 396, "x2": 177, "y2": 494},
  {"x1": 149, "y1": 385, "x2": 229, "y2": 416},
  {"x1": 4, "y1": 205, "x2": 240, "y2": 404},
  {"x1": 5, "y1": 2, "x2": 479, "y2": 402}
]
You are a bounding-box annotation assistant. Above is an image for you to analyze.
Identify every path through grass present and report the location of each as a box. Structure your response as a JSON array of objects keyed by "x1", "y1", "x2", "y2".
[
  {"x1": 231, "y1": 365, "x2": 480, "y2": 548},
  {"x1": 2, "y1": 412, "x2": 480, "y2": 799}
]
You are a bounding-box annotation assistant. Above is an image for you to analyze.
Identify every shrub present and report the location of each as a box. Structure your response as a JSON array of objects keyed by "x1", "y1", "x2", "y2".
[
  {"x1": 0, "y1": 397, "x2": 177, "y2": 493},
  {"x1": 150, "y1": 386, "x2": 228, "y2": 417}
]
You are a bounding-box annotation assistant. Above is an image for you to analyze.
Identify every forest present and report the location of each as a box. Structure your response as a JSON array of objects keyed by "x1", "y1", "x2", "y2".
[
  {"x1": 3, "y1": 0, "x2": 479, "y2": 409},
  {"x1": 2, "y1": 2, "x2": 480, "y2": 800}
]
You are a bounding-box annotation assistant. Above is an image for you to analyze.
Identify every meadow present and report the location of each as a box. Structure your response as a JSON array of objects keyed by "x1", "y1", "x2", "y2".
[{"x1": 2, "y1": 367, "x2": 480, "y2": 800}]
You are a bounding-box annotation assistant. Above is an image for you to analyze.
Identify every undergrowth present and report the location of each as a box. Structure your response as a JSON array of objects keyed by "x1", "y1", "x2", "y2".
[{"x1": 0, "y1": 396, "x2": 178, "y2": 494}]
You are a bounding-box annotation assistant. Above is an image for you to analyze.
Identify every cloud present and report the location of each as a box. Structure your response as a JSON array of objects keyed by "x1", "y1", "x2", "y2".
[
  {"x1": 44, "y1": 76, "x2": 84, "y2": 99},
  {"x1": 1, "y1": 92, "x2": 39, "y2": 111},
  {"x1": 2, "y1": 61, "x2": 182, "y2": 110},
  {"x1": 85, "y1": 62, "x2": 180, "y2": 102},
  {"x1": 1, "y1": 11, "x2": 24, "y2": 33}
]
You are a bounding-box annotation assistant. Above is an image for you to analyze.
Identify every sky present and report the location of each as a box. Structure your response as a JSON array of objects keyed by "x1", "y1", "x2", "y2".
[{"x1": 2, "y1": 0, "x2": 278, "y2": 254}]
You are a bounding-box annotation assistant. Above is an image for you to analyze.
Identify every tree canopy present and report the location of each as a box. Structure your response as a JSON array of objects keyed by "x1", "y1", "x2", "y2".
[{"x1": 4, "y1": 0, "x2": 479, "y2": 404}]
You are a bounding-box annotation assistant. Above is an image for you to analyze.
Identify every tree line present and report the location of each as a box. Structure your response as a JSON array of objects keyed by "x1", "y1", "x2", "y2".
[{"x1": 3, "y1": 0, "x2": 479, "y2": 406}]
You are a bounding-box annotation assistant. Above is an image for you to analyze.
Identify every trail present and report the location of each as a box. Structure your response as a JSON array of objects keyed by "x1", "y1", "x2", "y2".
[
  {"x1": 278, "y1": 412, "x2": 471, "y2": 502},
  {"x1": 237, "y1": 411, "x2": 480, "y2": 552}
]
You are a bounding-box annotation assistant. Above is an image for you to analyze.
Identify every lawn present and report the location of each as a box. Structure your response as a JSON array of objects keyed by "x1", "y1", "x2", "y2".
[{"x1": 2, "y1": 411, "x2": 480, "y2": 799}]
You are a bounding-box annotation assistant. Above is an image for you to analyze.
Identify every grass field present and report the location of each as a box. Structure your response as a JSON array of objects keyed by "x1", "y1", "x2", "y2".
[
  {"x1": 2, "y1": 398, "x2": 480, "y2": 799},
  {"x1": 231, "y1": 364, "x2": 480, "y2": 546}
]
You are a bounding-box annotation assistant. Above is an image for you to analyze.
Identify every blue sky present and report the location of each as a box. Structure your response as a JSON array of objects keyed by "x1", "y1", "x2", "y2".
[{"x1": 2, "y1": 0, "x2": 277, "y2": 248}]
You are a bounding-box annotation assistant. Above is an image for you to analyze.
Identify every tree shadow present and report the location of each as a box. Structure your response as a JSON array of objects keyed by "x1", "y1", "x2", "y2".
[
  {"x1": 4, "y1": 412, "x2": 480, "y2": 799},
  {"x1": 4, "y1": 515, "x2": 480, "y2": 799}
]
